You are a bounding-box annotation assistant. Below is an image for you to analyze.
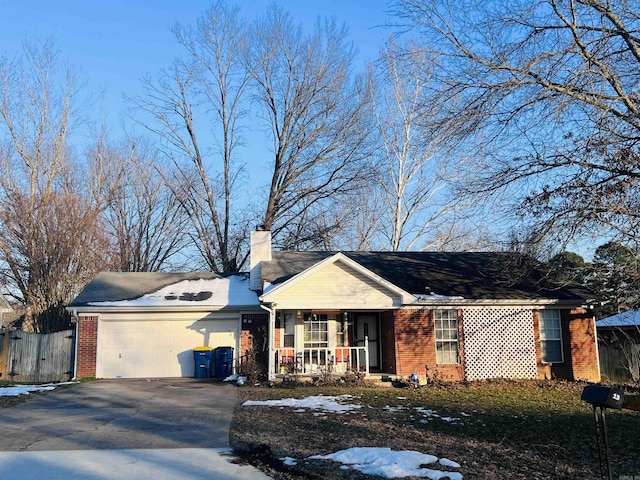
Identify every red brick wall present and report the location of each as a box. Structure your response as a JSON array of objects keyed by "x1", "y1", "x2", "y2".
[
  {"x1": 564, "y1": 308, "x2": 600, "y2": 382},
  {"x1": 273, "y1": 314, "x2": 283, "y2": 349},
  {"x1": 392, "y1": 309, "x2": 464, "y2": 381},
  {"x1": 76, "y1": 315, "x2": 98, "y2": 379},
  {"x1": 380, "y1": 311, "x2": 396, "y2": 374},
  {"x1": 241, "y1": 313, "x2": 268, "y2": 357}
]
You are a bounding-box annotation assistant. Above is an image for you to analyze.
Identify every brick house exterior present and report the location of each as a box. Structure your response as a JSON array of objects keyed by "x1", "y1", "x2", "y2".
[
  {"x1": 76, "y1": 315, "x2": 98, "y2": 379},
  {"x1": 255, "y1": 231, "x2": 600, "y2": 383},
  {"x1": 68, "y1": 230, "x2": 600, "y2": 382},
  {"x1": 390, "y1": 308, "x2": 466, "y2": 381}
]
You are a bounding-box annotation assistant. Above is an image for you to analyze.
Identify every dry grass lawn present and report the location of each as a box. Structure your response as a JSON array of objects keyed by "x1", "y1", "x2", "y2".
[{"x1": 230, "y1": 379, "x2": 640, "y2": 479}]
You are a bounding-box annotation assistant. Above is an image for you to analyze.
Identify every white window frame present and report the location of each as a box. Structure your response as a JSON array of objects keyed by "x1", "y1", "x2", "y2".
[
  {"x1": 539, "y1": 309, "x2": 564, "y2": 363},
  {"x1": 435, "y1": 309, "x2": 460, "y2": 364},
  {"x1": 281, "y1": 312, "x2": 295, "y2": 348},
  {"x1": 304, "y1": 313, "x2": 329, "y2": 349}
]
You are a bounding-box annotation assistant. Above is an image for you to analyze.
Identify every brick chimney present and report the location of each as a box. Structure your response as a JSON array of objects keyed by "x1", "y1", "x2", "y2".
[{"x1": 250, "y1": 229, "x2": 272, "y2": 291}]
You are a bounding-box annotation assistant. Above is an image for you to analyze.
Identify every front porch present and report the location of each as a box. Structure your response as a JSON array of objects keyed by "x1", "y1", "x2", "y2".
[
  {"x1": 268, "y1": 309, "x2": 387, "y2": 380},
  {"x1": 273, "y1": 343, "x2": 370, "y2": 377},
  {"x1": 258, "y1": 250, "x2": 414, "y2": 380}
]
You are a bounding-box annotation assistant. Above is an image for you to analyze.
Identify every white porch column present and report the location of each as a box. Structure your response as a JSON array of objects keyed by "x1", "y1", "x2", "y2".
[
  {"x1": 260, "y1": 303, "x2": 276, "y2": 380},
  {"x1": 365, "y1": 336, "x2": 370, "y2": 375}
]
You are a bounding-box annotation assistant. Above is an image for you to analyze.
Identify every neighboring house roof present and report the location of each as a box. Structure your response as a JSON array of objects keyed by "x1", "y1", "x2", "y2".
[
  {"x1": 597, "y1": 310, "x2": 640, "y2": 328},
  {"x1": 68, "y1": 272, "x2": 259, "y2": 310},
  {"x1": 261, "y1": 251, "x2": 594, "y2": 302}
]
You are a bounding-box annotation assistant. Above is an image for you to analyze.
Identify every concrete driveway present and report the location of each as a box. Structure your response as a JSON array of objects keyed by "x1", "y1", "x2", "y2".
[{"x1": 0, "y1": 378, "x2": 270, "y2": 479}]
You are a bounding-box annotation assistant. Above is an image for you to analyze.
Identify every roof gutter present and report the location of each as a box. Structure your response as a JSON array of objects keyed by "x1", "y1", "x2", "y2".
[
  {"x1": 66, "y1": 304, "x2": 261, "y2": 314},
  {"x1": 407, "y1": 298, "x2": 592, "y2": 308}
]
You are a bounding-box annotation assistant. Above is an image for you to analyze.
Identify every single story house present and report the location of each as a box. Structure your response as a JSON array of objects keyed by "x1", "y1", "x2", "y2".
[{"x1": 68, "y1": 230, "x2": 601, "y2": 382}]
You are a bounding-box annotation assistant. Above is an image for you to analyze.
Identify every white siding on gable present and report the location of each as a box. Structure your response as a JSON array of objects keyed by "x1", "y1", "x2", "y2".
[
  {"x1": 270, "y1": 260, "x2": 402, "y2": 310},
  {"x1": 462, "y1": 308, "x2": 537, "y2": 380}
]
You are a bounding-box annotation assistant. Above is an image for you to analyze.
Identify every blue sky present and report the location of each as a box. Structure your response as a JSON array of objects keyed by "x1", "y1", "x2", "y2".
[
  {"x1": 0, "y1": 1, "x2": 394, "y2": 134},
  {"x1": 0, "y1": 2, "x2": 602, "y2": 258}
]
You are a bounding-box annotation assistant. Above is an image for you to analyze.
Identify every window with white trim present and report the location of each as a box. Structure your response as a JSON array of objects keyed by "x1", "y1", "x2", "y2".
[
  {"x1": 283, "y1": 312, "x2": 295, "y2": 348},
  {"x1": 539, "y1": 310, "x2": 563, "y2": 363},
  {"x1": 435, "y1": 309, "x2": 459, "y2": 364},
  {"x1": 304, "y1": 314, "x2": 328, "y2": 348}
]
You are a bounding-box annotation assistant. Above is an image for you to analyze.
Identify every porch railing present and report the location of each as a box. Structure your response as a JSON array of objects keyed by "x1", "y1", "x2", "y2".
[{"x1": 273, "y1": 339, "x2": 369, "y2": 377}]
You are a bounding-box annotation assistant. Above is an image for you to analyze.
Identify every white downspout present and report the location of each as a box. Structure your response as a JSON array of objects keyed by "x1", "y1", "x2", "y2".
[
  {"x1": 260, "y1": 303, "x2": 275, "y2": 381},
  {"x1": 592, "y1": 315, "x2": 602, "y2": 382},
  {"x1": 237, "y1": 314, "x2": 243, "y2": 375},
  {"x1": 71, "y1": 310, "x2": 79, "y2": 381}
]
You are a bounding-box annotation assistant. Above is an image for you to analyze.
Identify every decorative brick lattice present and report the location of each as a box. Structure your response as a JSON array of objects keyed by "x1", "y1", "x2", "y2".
[{"x1": 462, "y1": 308, "x2": 537, "y2": 381}]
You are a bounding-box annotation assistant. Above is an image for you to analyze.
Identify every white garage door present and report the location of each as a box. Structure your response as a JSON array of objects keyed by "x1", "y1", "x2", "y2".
[{"x1": 97, "y1": 318, "x2": 238, "y2": 378}]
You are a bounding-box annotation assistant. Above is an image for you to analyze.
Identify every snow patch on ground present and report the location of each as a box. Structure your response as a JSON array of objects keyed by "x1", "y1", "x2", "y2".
[
  {"x1": 243, "y1": 395, "x2": 465, "y2": 478},
  {"x1": 0, "y1": 382, "x2": 75, "y2": 397},
  {"x1": 223, "y1": 374, "x2": 246, "y2": 385},
  {"x1": 242, "y1": 394, "x2": 362, "y2": 414},
  {"x1": 309, "y1": 447, "x2": 462, "y2": 479},
  {"x1": 384, "y1": 405, "x2": 408, "y2": 413},
  {"x1": 384, "y1": 405, "x2": 466, "y2": 425},
  {"x1": 439, "y1": 458, "x2": 461, "y2": 468}
]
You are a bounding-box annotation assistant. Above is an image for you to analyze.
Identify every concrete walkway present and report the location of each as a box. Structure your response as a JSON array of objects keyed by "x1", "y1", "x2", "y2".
[
  {"x1": 0, "y1": 379, "x2": 270, "y2": 479},
  {"x1": 0, "y1": 448, "x2": 269, "y2": 479}
]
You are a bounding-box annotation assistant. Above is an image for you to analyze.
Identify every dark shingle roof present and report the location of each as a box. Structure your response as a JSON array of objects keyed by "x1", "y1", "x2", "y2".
[
  {"x1": 261, "y1": 251, "x2": 594, "y2": 301},
  {"x1": 69, "y1": 272, "x2": 225, "y2": 306}
]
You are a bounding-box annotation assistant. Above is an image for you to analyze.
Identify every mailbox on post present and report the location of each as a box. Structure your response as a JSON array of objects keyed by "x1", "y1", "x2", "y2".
[
  {"x1": 581, "y1": 385, "x2": 624, "y2": 409},
  {"x1": 581, "y1": 385, "x2": 625, "y2": 480}
]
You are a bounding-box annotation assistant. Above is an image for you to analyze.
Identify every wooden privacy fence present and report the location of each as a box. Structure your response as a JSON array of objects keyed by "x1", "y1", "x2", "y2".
[
  {"x1": 598, "y1": 339, "x2": 639, "y2": 383},
  {"x1": 0, "y1": 328, "x2": 75, "y2": 383}
]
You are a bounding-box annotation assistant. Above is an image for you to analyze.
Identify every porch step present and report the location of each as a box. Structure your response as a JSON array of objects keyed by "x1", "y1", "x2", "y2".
[{"x1": 367, "y1": 373, "x2": 399, "y2": 387}]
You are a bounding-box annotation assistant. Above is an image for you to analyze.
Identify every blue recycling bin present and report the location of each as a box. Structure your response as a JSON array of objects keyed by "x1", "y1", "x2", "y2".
[
  {"x1": 213, "y1": 346, "x2": 234, "y2": 379},
  {"x1": 193, "y1": 346, "x2": 213, "y2": 378}
]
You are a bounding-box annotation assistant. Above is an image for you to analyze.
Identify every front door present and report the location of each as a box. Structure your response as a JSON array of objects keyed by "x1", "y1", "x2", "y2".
[{"x1": 355, "y1": 314, "x2": 379, "y2": 370}]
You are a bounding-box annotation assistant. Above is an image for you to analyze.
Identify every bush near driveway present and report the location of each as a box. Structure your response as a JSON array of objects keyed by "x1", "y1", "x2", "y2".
[{"x1": 230, "y1": 380, "x2": 640, "y2": 480}]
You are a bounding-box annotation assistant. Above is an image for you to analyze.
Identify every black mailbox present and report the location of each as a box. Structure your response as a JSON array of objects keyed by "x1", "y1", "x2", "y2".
[{"x1": 581, "y1": 385, "x2": 624, "y2": 409}]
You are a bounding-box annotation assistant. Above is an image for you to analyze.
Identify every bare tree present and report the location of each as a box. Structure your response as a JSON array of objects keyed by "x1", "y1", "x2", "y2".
[
  {"x1": 394, "y1": 0, "x2": 640, "y2": 247},
  {"x1": 246, "y1": 6, "x2": 374, "y2": 247},
  {"x1": 323, "y1": 188, "x2": 383, "y2": 251},
  {"x1": 90, "y1": 135, "x2": 189, "y2": 272},
  {"x1": 369, "y1": 40, "x2": 474, "y2": 251},
  {"x1": 0, "y1": 42, "x2": 108, "y2": 332},
  {"x1": 132, "y1": 0, "x2": 249, "y2": 271}
]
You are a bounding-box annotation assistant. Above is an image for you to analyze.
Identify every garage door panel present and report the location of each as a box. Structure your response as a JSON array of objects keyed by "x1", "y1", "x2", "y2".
[{"x1": 97, "y1": 318, "x2": 238, "y2": 378}]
